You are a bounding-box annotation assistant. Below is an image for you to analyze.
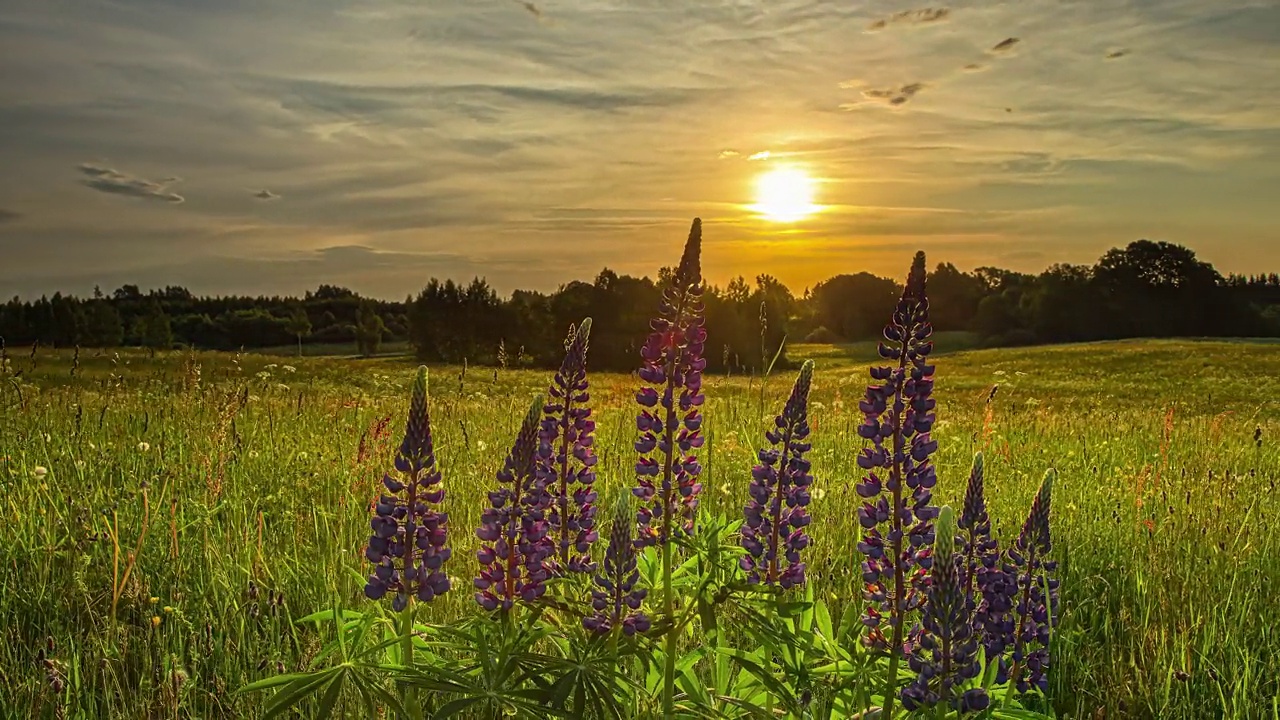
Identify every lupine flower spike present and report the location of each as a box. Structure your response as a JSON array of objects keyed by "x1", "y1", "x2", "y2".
[
  {"x1": 634, "y1": 219, "x2": 706, "y2": 545},
  {"x1": 475, "y1": 396, "x2": 553, "y2": 611},
  {"x1": 901, "y1": 506, "x2": 989, "y2": 714},
  {"x1": 855, "y1": 251, "x2": 938, "y2": 720},
  {"x1": 742, "y1": 360, "x2": 815, "y2": 588},
  {"x1": 1007, "y1": 469, "x2": 1059, "y2": 693},
  {"x1": 584, "y1": 493, "x2": 650, "y2": 635},
  {"x1": 365, "y1": 367, "x2": 451, "y2": 610},
  {"x1": 958, "y1": 452, "x2": 1017, "y2": 669},
  {"x1": 540, "y1": 319, "x2": 599, "y2": 573},
  {"x1": 856, "y1": 251, "x2": 939, "y2": 652}
]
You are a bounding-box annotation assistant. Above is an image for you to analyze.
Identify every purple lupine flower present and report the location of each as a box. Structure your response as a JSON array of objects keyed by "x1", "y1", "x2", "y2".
[
  {"x1": 584, "y1": 495, "x2": 651, "y2": 635},
  {"x1": 1006, "y1": 469, "x2": 1059, "y2": 693},
  {"x1": 540, "y1": 319, "x2": 599, "y2": 573},
  {"x1": 856, "y1": 251, "x2": 939, "y2": 654},
  {"x1": 364, "y1": 367, "x2": 451, "y2": 610},
  {"x1": 901, "y1": 507, "x2": 989, "y2": 714},
  {"x1": 741, "y1": 360, "x2": 815, "y2": 589},
  {"x1": 475, "y1": 397, "x2": 553, "y2": 611},
  {"x1": 634, "y1": 219, "x2": 706, "y2": 546},
  {"x1": 957, "y1": 452, "x2": 1017, "y2": 664}
]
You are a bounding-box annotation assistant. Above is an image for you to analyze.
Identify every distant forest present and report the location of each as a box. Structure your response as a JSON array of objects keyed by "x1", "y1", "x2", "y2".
[{"x1": 2, "y1": 239, "x2": 1278, "y2": 372}]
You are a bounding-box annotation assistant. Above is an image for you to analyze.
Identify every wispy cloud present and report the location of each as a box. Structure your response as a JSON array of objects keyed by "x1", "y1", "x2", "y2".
[
  {"x1": 77, "y1": 163, "x2": 184, "y2": 203},
  {"x1": 867, "y1": 7, "x2": 950, "y2": 32},
  {"x1": 0, "y1": 0, "x2": 1276, "y2": 297},
  {"x1": 989, "y1": 37, "x2": 1021, "y2": 54},
  {"x1": 254, "y1": 189, "x2": 280, "y2": 201},
  {"x1": 0, "y1": 209, "x2": 20, "y2": 223},
  {"x1": 512, "y1": 0, "x2": 543, "y2": 21},
  {"x1": 858, "y1": 82, "x2": 927, "y2": 107}
]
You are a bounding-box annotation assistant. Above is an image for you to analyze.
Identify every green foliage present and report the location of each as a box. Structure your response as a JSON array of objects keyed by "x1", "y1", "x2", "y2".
[
  {"x1": 355, "y1": 301, "x2": 386, "y2": 358},
  {"x1": 2, "y1": 340, "x2": 1279, "y2": 717},
  {"x1": 134, "y1": 300, "x2": 173, "y2": 351}
]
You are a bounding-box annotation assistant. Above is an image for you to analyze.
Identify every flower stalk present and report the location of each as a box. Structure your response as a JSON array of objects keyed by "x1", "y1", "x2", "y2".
[
  {"x1": 855, "y1": 252, "x2": 939, "y2": 719},
  {"x1": 632, "y1": 218, "x2": 706, "y2": 718},
  {"x1": 742, "y1": 360, "x2": 815, "y2": 588}
]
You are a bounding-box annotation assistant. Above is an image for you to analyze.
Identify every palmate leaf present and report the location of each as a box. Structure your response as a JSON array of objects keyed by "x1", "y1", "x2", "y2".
[
  {"x1": 315, "y1": 669, "x2": 346, "y2": 718},
  {"x1": 255, "y1": 666, "x2": 346, "y2": 720},
  {"x1": 715, "y1": 647, "x2": 802, "y2": 716}
]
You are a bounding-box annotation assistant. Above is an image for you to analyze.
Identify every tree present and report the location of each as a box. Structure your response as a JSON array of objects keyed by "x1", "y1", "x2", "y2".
[
  {"x1": 285, "y1": 303, "x2": 312, "y2": 357},
  {"x1": 928, "y1": 263, "x2": 985, "y2": 331},
  {"x1": 1093, "y1": 240, "x2": 1228, "y2": 337},
  {"x1": 355, "y1": 300, "x2": 385, "y2": 357},
  {"x1": 810, "y1": 273, "x2": 900, "y2": 341},
  {"x1": 136, "y1": 300, "x2": 173, "y2": 355},
  {"x1": 84, "y1": 300, "x2": 124, "y2": 347}
]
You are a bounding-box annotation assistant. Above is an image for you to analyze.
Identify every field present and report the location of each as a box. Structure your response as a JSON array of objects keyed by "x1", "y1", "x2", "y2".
[{"x1": 2, "y1": 339, "x2": 1278, "y2": 718}]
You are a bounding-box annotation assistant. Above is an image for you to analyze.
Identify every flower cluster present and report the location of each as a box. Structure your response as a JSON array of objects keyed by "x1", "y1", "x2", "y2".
[
  {"x1": 958, "y1": 453, "x2": 1018, "y2": 666},
  {"x1": 540, "y1": 319, "x2": 599, "y2": 573},
  {"x1": 475, "y1": 397, "x2": 553, "y2": 611},
  {"x1": 634, "y1": 219, "x2": 706, "y2": 546},
  {"x1": 901, "y1": 507, "x2": 989, "y2": 713},
  {"x1": 364, "y1": 367, "x2": 451, "y2": 610},
  {"x1": 741, "y1": 360, "x2": 815, "y2": 589},
  {"x1": 584, "y1": 495, "x2": 650, "y2": 635},
  {"x1": 856, "y1": 251, "x2": 939, "y2": 652},
  {"x1": 1006, "y1": 470, "x2": 1059, "y2": 693}
]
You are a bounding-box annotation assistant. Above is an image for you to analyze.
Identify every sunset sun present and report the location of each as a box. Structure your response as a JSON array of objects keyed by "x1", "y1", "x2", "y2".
[{"x1": 752, "y1": 167, "x2": 819, "y2": 223}]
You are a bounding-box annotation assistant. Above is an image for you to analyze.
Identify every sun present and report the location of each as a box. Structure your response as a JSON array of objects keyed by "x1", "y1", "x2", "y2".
[{"x1": 751, "y1": 167, "x2": 819, "y2": 223}]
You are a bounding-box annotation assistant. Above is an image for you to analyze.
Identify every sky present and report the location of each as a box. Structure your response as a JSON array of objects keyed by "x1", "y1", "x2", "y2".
[{"x1": 1, "y1": 0, "x2": 1278, "y2": 300}]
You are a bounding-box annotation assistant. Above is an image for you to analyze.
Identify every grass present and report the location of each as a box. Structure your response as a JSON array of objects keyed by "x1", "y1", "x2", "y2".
[{"x1": 1, "y1": 339, "x2": 1278, "y2": 718}]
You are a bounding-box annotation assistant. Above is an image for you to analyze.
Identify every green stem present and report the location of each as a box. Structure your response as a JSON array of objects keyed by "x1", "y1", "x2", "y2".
[
  {"x1": 662, "y1": 539, "x2": 676, "y2": 718},
  {"x1": 881, "y1": 335, "x2": 912, "y2": 720},
  {"x1": 399, "y1": 601, "x2": 419, "y2": 720}
]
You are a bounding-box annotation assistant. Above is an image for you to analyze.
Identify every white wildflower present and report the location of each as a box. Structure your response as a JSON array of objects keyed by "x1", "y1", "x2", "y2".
[
  {"x1": 137, "y1": 442, "x2": 151, "y2": 453},
  {"x1": 33, "y1": 466, "x2": 48, "y2": 479},
  {"x1": 282, "y1": 365, "x2": 296, "y2": 373}
]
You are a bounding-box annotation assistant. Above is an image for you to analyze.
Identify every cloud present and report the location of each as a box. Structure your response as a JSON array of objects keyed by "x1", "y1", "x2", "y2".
[
  {"x1": 254, "y1": 189, "x2": 280, "y2": 201},
  {"x1": 717, "y1": 149, "x2": 739, "y2": 159},
  {"x1": 512, "y1": 1, "x2": 542, "y2": 20},
  {"x1": 77, "y1": 163, "x2": 184, "y2": 203},
  {"x1": 747, "y1": 150, "x2": 771, "y2": 161},
  {"x1": 1106, "y1": 49, "x2": 1131, "y2": 59},
  {"x1": 1, "y1": 0, "x2": 1278, "y2": 296},
  {"x1": 0, "y1": 209, "x2": 20, "y2": 223},
  {"x1": 858, "y1": 83, "x2": 927, "y2": 107},
  {"x1": 867, "y1": 8, "x2": 950, "y2": 32},
  {"x1": 989, "y1": 37, "x2": 1020, "y2": 54}
]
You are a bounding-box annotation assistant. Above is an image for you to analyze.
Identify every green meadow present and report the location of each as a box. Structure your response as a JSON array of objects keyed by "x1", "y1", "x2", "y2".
[{"x1": 2, "y1": 339, "x2": 1278, "y2": 718}]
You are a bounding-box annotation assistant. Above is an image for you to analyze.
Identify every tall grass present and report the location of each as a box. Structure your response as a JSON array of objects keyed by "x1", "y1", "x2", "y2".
[{"x1": 1, "y1": 339, "x2": 1278, "y2": 717}]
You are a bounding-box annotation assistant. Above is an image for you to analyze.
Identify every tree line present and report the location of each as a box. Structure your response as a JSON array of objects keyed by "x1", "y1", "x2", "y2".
[{"x1": 1, "y1": 239, "x2": 1277, "y2": 371}]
